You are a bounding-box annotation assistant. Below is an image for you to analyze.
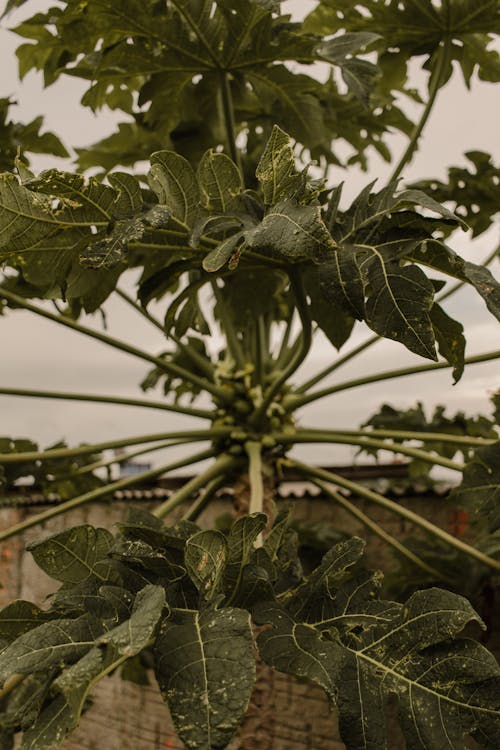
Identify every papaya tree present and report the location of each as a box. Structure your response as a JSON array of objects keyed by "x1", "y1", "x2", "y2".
[{"x1": 1, "y1": 1, "x2": 500, "y2": 748}]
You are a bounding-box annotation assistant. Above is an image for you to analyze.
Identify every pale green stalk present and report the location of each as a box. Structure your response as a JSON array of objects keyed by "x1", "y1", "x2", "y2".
[
  {"x1": 253, "y1": 272, "x2": 312, "y2": 425},
  {"x1": 323, "y1": 428, "x2": 498, "y2": 448},
  {"x1": 290, "y1": 460, "x2": 500, "y2": 573},
  {"x1": 116, "y1": 287, "x2": 215, "y2": 380},
  {"x1": 153, "y1": 453, "x2": 239, "y2": 518},
  {"x1": 0, "y1": 387, "x2": 213, "y2": 419},
  {"x1": 220, "y1": 71, "x2": 243, "y2": 174},
  {"x1": 275, "y1": 430, "x2": 464, "y2": 471},
  {"x1": 296, "y1": 335, "x2": 379, "y2": 393},
  {"x1": 182, "y1": 475, "x2": 227, "y2": 522},
  {"x1": 72, "y1": 439, "x2": 201, "y2": 476},
  {"x1": 0, "y1": 288, "x2": 226, "y2": 401},
  {"x1": 0, "y1": 448, "x2": 217, "y2": 543},
  {"x1": 287, "y1": 350, "x2": 500, "y2": 410},
  {"x1": 389, "y1": 40, "x2": 451, "y2": 183},
  {"x1": 212, "y1": 281, "x2": 246, "y2": 369},
  {"x1": 0, "y1": 428, "x2": 230, "y2": 464}
]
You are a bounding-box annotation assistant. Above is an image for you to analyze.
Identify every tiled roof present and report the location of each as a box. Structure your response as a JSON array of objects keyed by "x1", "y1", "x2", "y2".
[{"x1": 0, "y1": 463, "x2": 454, "y2": 509}]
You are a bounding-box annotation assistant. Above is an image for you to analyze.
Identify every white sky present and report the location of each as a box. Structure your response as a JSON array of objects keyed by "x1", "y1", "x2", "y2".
[{"x1": 0, "y1": 0, "x2": 499, "y2": 471}]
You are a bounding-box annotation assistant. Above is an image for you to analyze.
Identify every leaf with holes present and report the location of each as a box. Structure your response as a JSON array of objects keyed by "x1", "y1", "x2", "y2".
[
  {"x1": 26, "y1": 526, "x2": 114, "y2": 585},
  {"x1": 154, "y1": 607, "x2": 254, "y2": 749},
  {"x1": 363, "y1": 250, "x2": 437, "y2": 359}
]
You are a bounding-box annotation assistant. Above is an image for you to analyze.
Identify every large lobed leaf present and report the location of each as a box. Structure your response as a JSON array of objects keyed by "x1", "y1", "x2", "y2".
[
  {"x1": 255, "y1": 537, "x2": 500, "y2": 750},
  {"x1": 154, "y1": 607, "x2": 254, "y2": 750}
]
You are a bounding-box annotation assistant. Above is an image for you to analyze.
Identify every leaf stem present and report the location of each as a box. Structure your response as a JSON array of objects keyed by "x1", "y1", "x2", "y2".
[
  {"x1": 246, "y1": 441, "x2": 264, "y2": 516},
  {"x1": 153, "y1": 453, "x2": 239, "y2": 518},
  {"x1": 253, "y1": 271, "x2": 312, "y2": 425},
  {"x1": 116, "y1": 286, "x2": 215, "y2": 380},
  {"x1": 212, "y1": 281, "x2": 246, "y2": 369},
  {"x1": 309, "y1": 477, "x2": 454, "y2": 583},
  {"x1": 0, "y1": 448, "x2": 217, "y2": 543},
  {"x1": 0, "y1": 428, "x2": 230, "y2": 464},
  {"x1": 296, "y1": 334, "x2": 379, "y2": 393},
  {"x1": 287, "y1": 350, "x2": 500, "y2": 411},
  {"x1": 0, "y1": 387, "x2": 213, "y2": 419},
  {"x1": 297, "y1": 427, "x2": 497, "y2": 448},
  {"x1": 290, "y1": 460, "x2": 500, "y2": 573},
  {"x1": 276, "y1": 430, "x2": 464, "y2": 471},
  {"x1": 274, "y1": 308, "x2": 295, "y2": 367},
  {"x1": 72, "y1": 439, "x2": 203, "y2": 476},
  {"x1": 182, "y1": 475, "x2": 227, "y2": 522},
  {"x1": 0, "y1": 288, "x2": 226, "y2": 402},
  {"x1": 389, "y1": 39, "x2": 451, "y2": 183}
]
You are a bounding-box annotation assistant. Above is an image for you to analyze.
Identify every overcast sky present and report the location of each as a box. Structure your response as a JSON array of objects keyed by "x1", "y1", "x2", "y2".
[{"x1": 0, "y1": 0, "x2": 499, "y2": 472}]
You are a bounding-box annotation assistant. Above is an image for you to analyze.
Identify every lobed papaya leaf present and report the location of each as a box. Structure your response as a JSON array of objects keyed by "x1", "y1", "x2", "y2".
[{"x1": 154, "y1": 606, "x2": 254, "y2": 750}]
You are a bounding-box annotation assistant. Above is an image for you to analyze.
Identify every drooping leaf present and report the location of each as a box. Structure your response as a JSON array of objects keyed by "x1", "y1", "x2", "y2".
[
  {"x1": 26, "y1": 526, "x2": 114, "y2": 585},
  {"x1": 0, "y1": 614, "x2": 103, "y2": 681},
  {"x1": 248, "y1": 199, "x2": 336, "y2": 263},
  {"x1": 154, "y1": 607, "x2": 254, "y2": 750},
  {"x1": 430, "y1": 303, "x2": 466, "y2": 382},
  {"x1": 253, "y1": 603, "x2": 339, "y2": 700},
  {"x1": 363, "y1": 250, "x2": 437, "y2": 360},
  {"x1": 304, "y1": 267, "x2": 355, "y2": 349},
  {"x1": 18, "y1": 585, "x2": 165, "y2": 750},
  {"x1": 318, "y1": 245, "x2": 365, "y2": 320}
]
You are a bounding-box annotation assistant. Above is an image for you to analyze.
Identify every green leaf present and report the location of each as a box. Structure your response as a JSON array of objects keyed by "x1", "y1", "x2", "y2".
[
  {"x1": 304, "y1": 267, "x2": 355, "y2": 349},
  {"x1": 410, "y1": 151, "x2": 500, "y2": 238},
  {"x1": 197, "y1": 150, "x2": 242, "y2": 213},
  {"x1": 450, "y1": 445, "x2": 500, "y2": 527},
  {"x1": 223, "y1": 513, "x2": 268, "y2": 604},
  {"x1": 202, "y1": 233, "x2": 245, "y2": 272},
  {"x1": 18, "y1": 586, "x2": 165, "y2": 750},
  {"x1": 317, "y1": 32, "x2": 381, "y2": 103},
  {"x1": 248, "y1": 199, "x2": 336, "y2": 263},
  {"x1": 154, "y1": 607, "x2": 254, "y2": 749},
  {"x1": 285, "y1": 537, "x2": 366, "y2": 622},
  {"x1": 27, "y1": 526, "x2": 114, "y2": 585},
  {"x1": 0, "y1": 98, "x2": 68, "y2": 172},
  {"x1": 334, "y1": 588, "x2": 500, "y2": 750},
  {"x1": 430, "y1": 303, "x2": 466, "y2": 383},
  {"x1": 0, "y1": 602, "x2": 55, "y2": 643},
  {"x1": 364, "y1": 250, "x2": 437, "y2": 359},
  {"x1": 0, "y1": 614, "x2": 103, "y2": 681},
  {"x1": 149, "y1": 150, "x2": 200, "y2": 228},
  {"x1": 318, "y1": 246, "x2": 365, "y2": 320},
  {"x1": 253, "y1": 603, "x2": 339, "y2": 700},
  {"x1": 185, "y1": 530, "x2": 228, "y2": 601},
  {"x1": 461, "y1": 260, "x2": 500, "y2": 323},
  {"x1": 255, "y1": 125, "x2": 299, "y2": 206}
]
